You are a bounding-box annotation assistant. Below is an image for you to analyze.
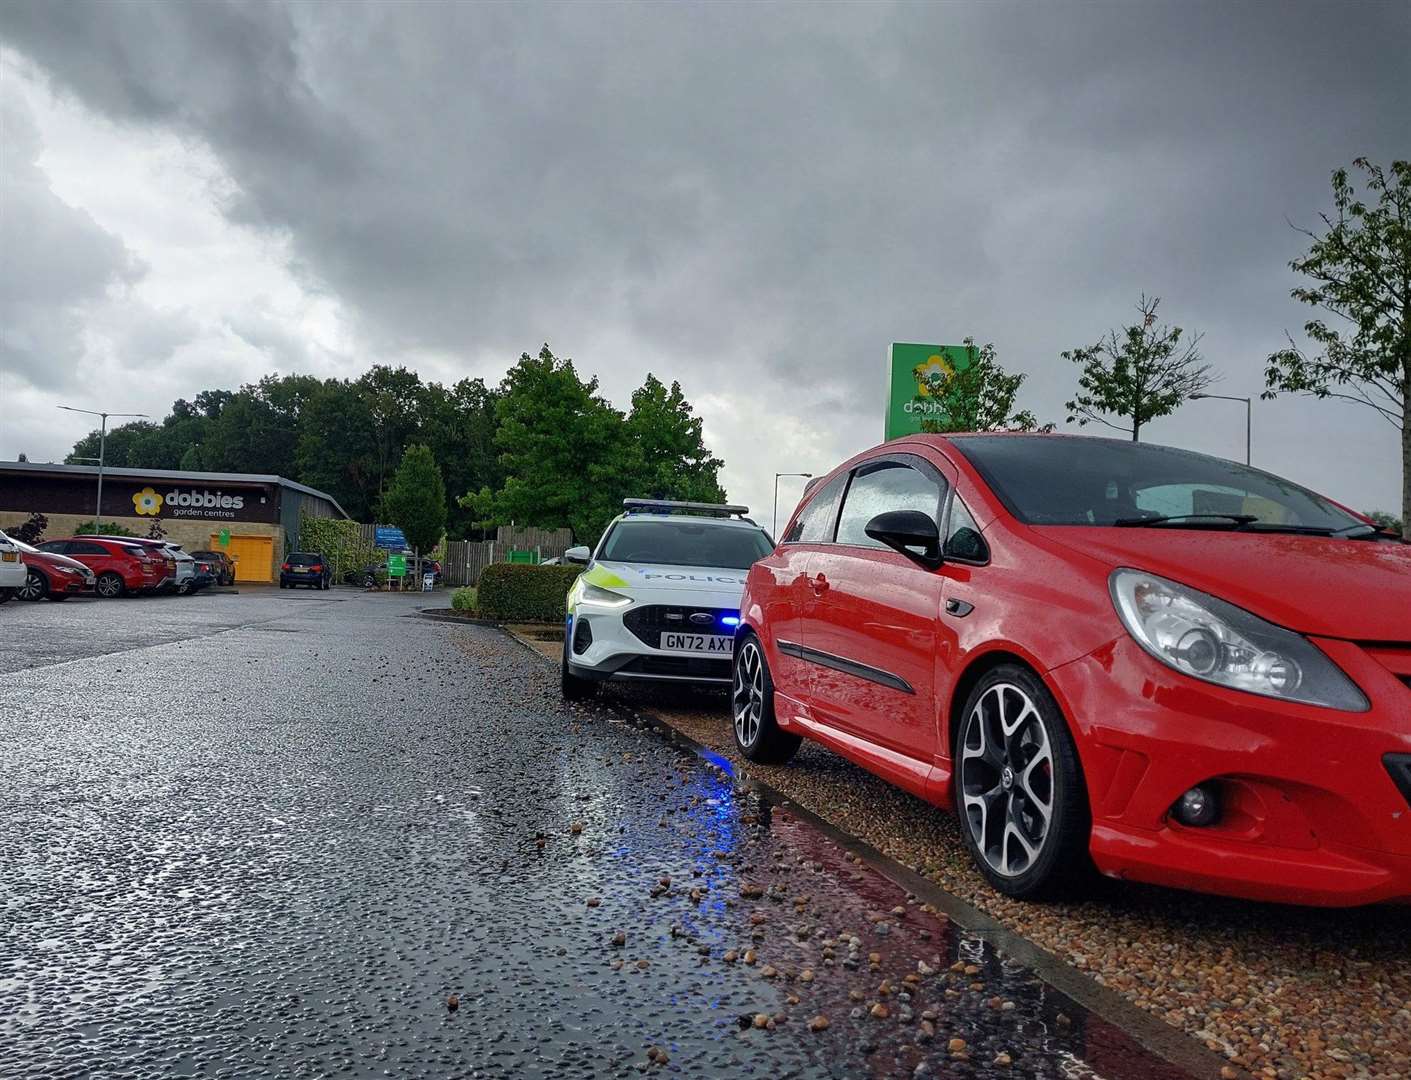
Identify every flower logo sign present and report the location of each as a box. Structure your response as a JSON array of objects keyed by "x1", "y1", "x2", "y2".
[{"x1": 133, "y1": 487, "x2": 164, "y2": 516}]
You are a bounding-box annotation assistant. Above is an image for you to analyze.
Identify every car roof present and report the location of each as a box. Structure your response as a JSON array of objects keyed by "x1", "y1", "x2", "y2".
[{"x1": 608, "y1": 512, "x2": 764, "y2": 531}]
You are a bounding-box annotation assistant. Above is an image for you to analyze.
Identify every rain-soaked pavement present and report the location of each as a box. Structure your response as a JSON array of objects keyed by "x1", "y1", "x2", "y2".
[{"x1": 1, "y1": 590, "x2": 1203, "y2": 1079}]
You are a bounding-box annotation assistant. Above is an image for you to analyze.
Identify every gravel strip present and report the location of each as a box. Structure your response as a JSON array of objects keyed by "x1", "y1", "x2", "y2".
[{"x1": 512, "y1": 635, "x2": 1409, "y2": 1080}]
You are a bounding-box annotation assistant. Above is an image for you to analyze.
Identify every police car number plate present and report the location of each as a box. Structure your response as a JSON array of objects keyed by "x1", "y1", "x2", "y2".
[{"x1": 661, "y1": 632, "x2": 733, "y2": 654}]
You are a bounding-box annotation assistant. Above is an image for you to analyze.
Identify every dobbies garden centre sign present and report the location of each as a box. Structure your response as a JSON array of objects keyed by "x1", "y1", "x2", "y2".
[
  {"x1": 885, "y1": 342, "x2": 974, "y2": 440},
  {"x1": 130, "y1": 485, "x2": 265, "y2": 521}
]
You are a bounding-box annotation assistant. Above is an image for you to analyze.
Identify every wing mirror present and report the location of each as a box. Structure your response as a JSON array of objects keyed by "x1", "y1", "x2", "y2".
[
  {"x1": 564, "y1": 545, "x2": 592, "y2": 565},
  {"x1": 864, "y1": 510, "x2": 942, "y2": 569}
]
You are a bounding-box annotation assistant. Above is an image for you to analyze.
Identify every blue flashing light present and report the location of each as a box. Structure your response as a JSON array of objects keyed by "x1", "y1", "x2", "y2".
[{"x1": 720, "y1": 615, "x2": 741, "y2": 627}]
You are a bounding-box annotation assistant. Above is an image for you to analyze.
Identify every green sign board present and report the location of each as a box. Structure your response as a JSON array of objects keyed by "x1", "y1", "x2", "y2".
[
  {"x1": 507, "y1": 549, "x2": 539, "y2": 565},
  {"x1": 218, "y1": 528, "x2": 230, "y2": 547},
  {"x1": 885, "y1": 342, "x2": 974, "y2": 440},
  {"x1": 387, "y1": 554, "x2": 407, "y2": 577}
]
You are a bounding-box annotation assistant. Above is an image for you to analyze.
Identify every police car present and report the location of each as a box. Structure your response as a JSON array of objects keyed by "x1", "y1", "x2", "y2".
[{"x1": 561, "y1": 499, "x2": 774, "y2": 698}]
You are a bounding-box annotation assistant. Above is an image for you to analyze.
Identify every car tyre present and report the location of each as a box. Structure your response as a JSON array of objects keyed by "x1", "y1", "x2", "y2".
[
  {"x1": 0, "y1": 588, "x2": 12, "y2": 604},
  {"x1": 17, "y1": 569, "x2": 46, "y2": 602},
  {"x1": 732, "y1": 634, "x2": 801, "y2": 764},
  {"x1": 561, "y1": 638, "x2": 600, "y2": 701},
  {"x1": 954, "y1": 663, "x2": 1092, "y2": 901},
  {"x1": 95, "y1": 572, "x2": 125, "y2": 599}
]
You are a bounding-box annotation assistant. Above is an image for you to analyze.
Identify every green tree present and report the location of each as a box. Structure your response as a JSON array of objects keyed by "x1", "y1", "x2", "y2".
[
  {"x1": 1364, "y1": 510, "x2": 1403, "y2": 537},
  {"x1": 1064, "y1": 295, "x2": 1213, "y2": 441},
  {"x1": 913, "y1": 339, "x2": 1047, "y2": 433},
  {"x1": 296, "y1": 379, "x2": 382, "y2": 520},
  {"x1": 419, "y1": 377, "x2": 502, "y2": 538},
  {"x1": 1264, "y1": 159, "x2": 1410, "y2": 530},
  {"x1": 463, "y1": 346, "x2": 628, "y2": 545},
  {"x1": 619, "y1": 373, "x2": 727, "y2": 502},
  {"x1": 383, "y1": 444, "x2": 447, "y2": 554}
]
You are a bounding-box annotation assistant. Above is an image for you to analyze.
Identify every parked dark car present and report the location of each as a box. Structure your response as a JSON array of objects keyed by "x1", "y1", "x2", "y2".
[
  {"x1": 280, "y1": 551, "x2": 331, "y2": 589},
  {"x1": 191, "y1": 549, "x2": 235, "y2": 586},
  {"x1": 12, "y1": 536, "x2": 96, "y2": 601},
  {"x1": 189, "y1": 554, "x2": 218, "y2": 592}
]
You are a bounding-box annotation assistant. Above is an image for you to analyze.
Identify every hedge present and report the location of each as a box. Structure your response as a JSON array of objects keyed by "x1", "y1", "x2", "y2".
[
  {"x1": 476, "y1": 564, "x2": 582, "y2": 622},
  {"x1": 299, "y1": 515, "x2": 380, "y2": 584}
]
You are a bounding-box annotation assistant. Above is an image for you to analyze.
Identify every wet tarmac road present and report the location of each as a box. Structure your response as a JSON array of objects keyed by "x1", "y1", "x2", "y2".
[{"x1": 1, "y1": 591, "x2": 1202, "y2": 1079}]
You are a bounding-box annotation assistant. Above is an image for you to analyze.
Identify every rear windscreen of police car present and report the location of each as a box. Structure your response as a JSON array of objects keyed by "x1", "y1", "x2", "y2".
[{"x1": 599, "y1": 522, "x2": 772, "y2": 568}]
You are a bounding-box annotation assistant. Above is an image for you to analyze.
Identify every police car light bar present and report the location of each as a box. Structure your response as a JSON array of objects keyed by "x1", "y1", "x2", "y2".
[{"x1": 622, "y1": 498, "x2": 751, "y2": 517}]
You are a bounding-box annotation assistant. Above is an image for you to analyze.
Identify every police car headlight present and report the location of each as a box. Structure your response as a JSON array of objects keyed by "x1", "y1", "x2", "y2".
[{"x1": 580, "y1": 582, "x2": 633, "y2": 609}]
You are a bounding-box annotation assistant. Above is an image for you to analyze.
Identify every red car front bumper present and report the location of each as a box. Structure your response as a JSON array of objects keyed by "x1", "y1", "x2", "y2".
[{"x1": 1047, "y1": 636, "x2": 1411, "y2": 906}]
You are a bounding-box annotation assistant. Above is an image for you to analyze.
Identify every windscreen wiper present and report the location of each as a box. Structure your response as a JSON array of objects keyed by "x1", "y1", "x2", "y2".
[{"x1": 1113, "y1": 513, "x2": 1260, "y2": 528}]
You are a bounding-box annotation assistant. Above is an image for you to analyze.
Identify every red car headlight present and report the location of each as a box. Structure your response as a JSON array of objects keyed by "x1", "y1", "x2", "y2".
[{"x1": 1109, "y1": 568, "x2": 1368, "y2": 711}]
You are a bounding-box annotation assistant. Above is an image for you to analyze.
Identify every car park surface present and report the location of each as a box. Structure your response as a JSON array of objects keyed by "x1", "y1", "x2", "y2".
[
  {"x1": 0, "y1": 591, "x2": 1202, "y2": 1080},
  {"x1": 736, "y1": 434, "x2": 1411, "y2": 907}
]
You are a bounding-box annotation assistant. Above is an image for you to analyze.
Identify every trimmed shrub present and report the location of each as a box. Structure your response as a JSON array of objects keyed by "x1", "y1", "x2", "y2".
[
  {"x1": 476, "y1": 564, "x2": 582, "y2": 623},
  {"x1": 74, "y1": 520, "x2": 136, "y2": 537},
  {"x1": 451, "y1": 586, "x2": 477, "y2": 611}
]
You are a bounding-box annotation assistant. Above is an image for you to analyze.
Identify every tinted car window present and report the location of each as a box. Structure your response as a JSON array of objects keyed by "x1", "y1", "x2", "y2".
[
  {"x1": 598, "y1": 521, "x2": 773, "y2": 569},
  {"x1": 944, "y1": 497, "x2": 989, "y2": 562},
  {"x1": 952, "y1": 435, "x2": 1362, "y2": 530},
  {"x1": 69, "y1": 541, "x2": 112, "y2": 555},
  {"x1": 37, "y1": 541, "x2": 70, "y2": 554},
  {"x1": 835, "y1": 462, "x2": 945, "y2": 549},
  {"x1": 783, "y1": 473, "x2": 847, "y2": 544},
  {"x1": 288, "y1": 553, "x2": 322, "y2": 565}
]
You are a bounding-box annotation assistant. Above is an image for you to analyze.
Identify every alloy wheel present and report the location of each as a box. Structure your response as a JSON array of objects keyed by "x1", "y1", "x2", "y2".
[
  {"x1": 17, "y1": 570, "x2": 44, "y2": 601},
  {"x1": 960, "y1": 682, "x2": 1055, "y2": 878},
  {"x1": 733, "y1": 640, "x2": 765, "y2": 748},
  {"x1": 96, "y1": 574, "x2": 122, "y2": 599}
]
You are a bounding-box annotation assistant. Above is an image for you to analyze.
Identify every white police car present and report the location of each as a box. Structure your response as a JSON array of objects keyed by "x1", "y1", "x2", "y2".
[{"x1": 561, "y1": 500, "x2": 774, "y2": 698}]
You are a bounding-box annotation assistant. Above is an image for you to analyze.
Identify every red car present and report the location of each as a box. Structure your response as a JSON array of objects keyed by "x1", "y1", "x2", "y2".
[
  {"x1": 12, "y1": 537, "x2": 96, "y2": 601},
  {"x1": 37, "y1": 537, "x2": 169, "y2": 598},
  {"x1": 735, "y1": 433, "x2": 1411, "y2": 907}
]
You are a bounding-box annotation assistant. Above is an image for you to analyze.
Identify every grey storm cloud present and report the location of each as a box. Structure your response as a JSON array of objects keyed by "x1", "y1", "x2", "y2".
[
  {"x1": 1, "y1": 0, "x2": 1408, "y2": 504},
  {"x1": 0, "y1": 91, "x2": 144, "y2": 389}
]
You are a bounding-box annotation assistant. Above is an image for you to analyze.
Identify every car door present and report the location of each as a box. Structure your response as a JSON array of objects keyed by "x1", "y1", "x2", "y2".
[
  {"x1": 799, "y1": 454, "x2": 953, "y2": 779},
  {"x1": 757, "y1": 471, "x2": 847, "y2": 705},
  {"x1": 63, "y1": 540, "x2": 118, "y2": 577}
]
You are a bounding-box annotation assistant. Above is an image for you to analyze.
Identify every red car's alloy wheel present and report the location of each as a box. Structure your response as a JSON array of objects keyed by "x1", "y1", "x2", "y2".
[
  {"x1": 733, "y1": 640, "x2": 765, "y2": 748},
  {"x1": 96, "y1": 573, "x2": 124, "y2": 599},
  {"x1": 17, "y1": 569, "x2": 46, "y2": 602},
  {"x1": 960, "y1": 682, "x2": 1055, "y2": 878}
]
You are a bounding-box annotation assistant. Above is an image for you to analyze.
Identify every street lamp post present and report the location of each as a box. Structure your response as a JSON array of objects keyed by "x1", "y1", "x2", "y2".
[
  {"x1": 57, "y1": 406, "x2": 149, "y2": 528},
  {"x1": 1190, "y1": 394, "x2": 1252, "y2": 465},
  {"x1": 773, "y1": 472, "x2": 812, "y2": 538}
]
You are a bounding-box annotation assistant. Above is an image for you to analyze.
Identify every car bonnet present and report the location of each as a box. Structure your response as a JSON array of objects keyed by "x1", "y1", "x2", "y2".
[{"x1": 1030, "y1": 526, "x2": 1411, "y2": 641}]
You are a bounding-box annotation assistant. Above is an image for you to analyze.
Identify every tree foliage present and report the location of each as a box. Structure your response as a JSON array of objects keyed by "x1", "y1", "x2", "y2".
[
  {"x1": 1264, "y1": 158, "x2": 1410, "y2": 529},
  {"x1": 1364, "y1": 510, "x2": 1403, "y2": 537},
  {"x1": 1064, "y1": 295, "x2": 1213, "y2": 441},
  {"x1": 913, "y1": 339, "x2": 1047, "y2": 433},
  {"x1": 382, "y1": 444, "x2": 447, "y2": 555},
  {"x1": 63, "y1": 347, "x2": 728, "y2": 544},
  {"x1": 463, "y1": 347, "x2": 727, "y2": 545}
]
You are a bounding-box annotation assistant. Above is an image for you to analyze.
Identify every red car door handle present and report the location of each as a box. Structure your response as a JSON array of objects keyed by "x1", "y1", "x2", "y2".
[{"x1": 811, "y1": 573, "x2": 829, "y2": 595}]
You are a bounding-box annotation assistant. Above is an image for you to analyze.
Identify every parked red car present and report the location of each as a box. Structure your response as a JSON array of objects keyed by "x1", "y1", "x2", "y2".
[
  {"x1": 735, "y1": 434, "x2": 1411, "y2": 907},
  {"x1": 76, "y1": 535, "x2": 178, "y2": 594},
  {"x1": 12, "y1": 537, "x2": 96, "y2": 601},
  {"x1": 37, "y1": 537, "x2": 168, "y2": 597}
]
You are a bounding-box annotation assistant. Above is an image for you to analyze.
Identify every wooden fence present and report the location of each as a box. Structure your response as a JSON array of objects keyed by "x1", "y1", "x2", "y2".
[{"x1": 355, "y1": 524, "x2": 573, "y2": 586}]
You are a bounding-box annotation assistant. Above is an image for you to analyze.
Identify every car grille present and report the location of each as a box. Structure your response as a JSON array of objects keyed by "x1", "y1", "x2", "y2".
[
  {"x1": 1386, "y1": 755, "x2": 1411, "y2": 810},
  {"x1": 619, "y1": 655, "x2": 732, "y2": 680},
  {"x1": 622, "y1": 605, "x2": 738, "y2": 648}
]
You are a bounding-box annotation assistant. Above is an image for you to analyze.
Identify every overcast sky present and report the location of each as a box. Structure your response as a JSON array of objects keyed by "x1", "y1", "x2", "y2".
[{"x1": 2, "y1": 1, "x2": 1407, "y2": 523}]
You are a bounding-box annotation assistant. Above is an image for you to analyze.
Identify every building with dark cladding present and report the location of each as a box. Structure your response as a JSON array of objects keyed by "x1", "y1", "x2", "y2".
[{"x1": 0, "y1": 461, "x2": 349, "y2": 583}]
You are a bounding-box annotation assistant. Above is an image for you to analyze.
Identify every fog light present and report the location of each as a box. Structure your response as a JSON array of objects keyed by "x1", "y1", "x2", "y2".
[{"x1": 1174, "y1": 784, "x2": 1221, "y2": 827}]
